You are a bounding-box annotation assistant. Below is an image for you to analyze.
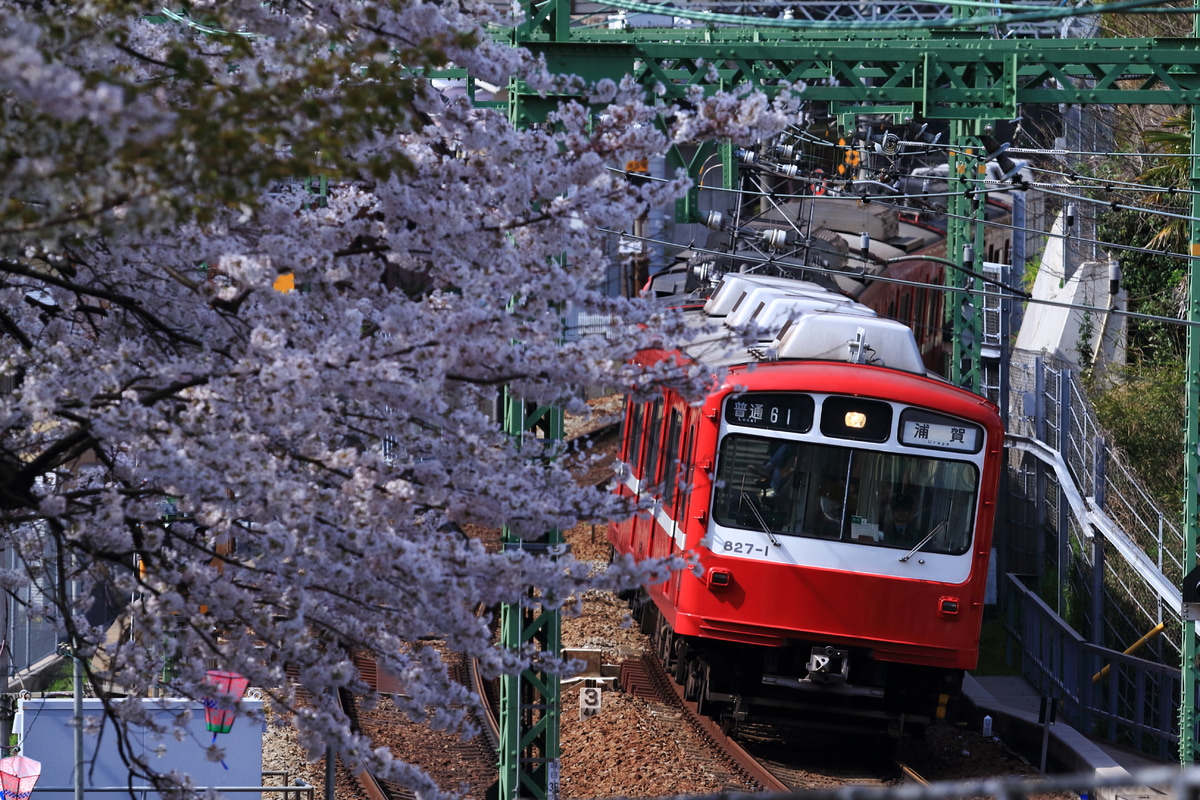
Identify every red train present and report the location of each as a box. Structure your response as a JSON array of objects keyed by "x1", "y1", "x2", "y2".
[{"x1": 611, "y1": 273, "x2": 1005, "y2": 738}]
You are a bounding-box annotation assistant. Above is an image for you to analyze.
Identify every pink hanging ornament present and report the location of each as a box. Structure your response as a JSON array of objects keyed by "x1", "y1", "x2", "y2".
[
  {"x1": 0, "y1": 755, "x2": 40, "y2": 800},
  {"x1": 203, "y1": 670, "x2": 250, "y2": 769}
]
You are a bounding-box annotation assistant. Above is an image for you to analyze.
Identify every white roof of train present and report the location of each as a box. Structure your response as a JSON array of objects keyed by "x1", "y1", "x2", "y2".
[
  {"x1": 703, "y1": 274, "x2": 829, "y2": 316},
  {"x1": 684, "y1": 274, "x2": 928, "y2": 376}
]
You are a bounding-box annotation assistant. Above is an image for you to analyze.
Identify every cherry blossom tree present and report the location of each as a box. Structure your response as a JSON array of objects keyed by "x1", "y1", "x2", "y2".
[{"x1": 0, "y1": 1, "x2": 797, "y2": 792}]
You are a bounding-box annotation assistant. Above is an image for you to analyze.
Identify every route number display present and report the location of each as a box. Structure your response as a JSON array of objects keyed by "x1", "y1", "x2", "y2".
[{"x1": 725, "y1": 392, "x2": 814, "y2": 433}]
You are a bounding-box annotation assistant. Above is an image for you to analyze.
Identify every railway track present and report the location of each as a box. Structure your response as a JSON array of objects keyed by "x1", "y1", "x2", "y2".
[
  {"x1": 616, "y1": 653, "x2": 782, "y2": 792},
  {"x1": 625, "y1": 649, "x2": 927, "y2": 792},
  {"x1": 341, "y1": 649, "x2": 500, "y2": 800},
  {"x1": 338, "y1": 622, "x2": 927, "y2": 799}
]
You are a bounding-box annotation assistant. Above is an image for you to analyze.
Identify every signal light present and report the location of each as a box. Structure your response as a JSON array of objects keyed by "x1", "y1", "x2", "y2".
[
  {"x1": 708, "y1": 568, "x2": 732, "y2": 587},
  {"x1": 939, "y1": 597, "x2": 961, "y2": 617}
]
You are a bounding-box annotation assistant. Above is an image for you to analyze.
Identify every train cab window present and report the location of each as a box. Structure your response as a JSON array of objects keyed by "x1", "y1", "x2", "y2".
[
  {"x1": 662, "y1": 410, "x2": 683, "y2": 507},
  {"x1": 711, "y1": 435, "x2": 978, "y2": 553}
]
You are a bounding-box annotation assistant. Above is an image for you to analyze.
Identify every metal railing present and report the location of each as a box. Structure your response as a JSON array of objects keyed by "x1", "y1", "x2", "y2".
[
  {"x1": 1003, "y1": 574, "x2": 1179, "y2": 760},
  {"x1": 1001, "y1": 349, "x2": 1184, "y2": 757}
]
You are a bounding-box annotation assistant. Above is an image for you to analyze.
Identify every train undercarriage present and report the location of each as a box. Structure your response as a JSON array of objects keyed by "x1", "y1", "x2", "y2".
[{"x1": 634, "y1": 594, "x2": 965, "y2": 740}]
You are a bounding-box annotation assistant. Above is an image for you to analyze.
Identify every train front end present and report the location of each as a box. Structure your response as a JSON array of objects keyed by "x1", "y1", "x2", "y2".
[
  {"x1": 637, "y1": 362, "x2": 1003, "y2": 737},
  {"x1": 610, "y1": 271, "x2": 1006, "y2": 737}
]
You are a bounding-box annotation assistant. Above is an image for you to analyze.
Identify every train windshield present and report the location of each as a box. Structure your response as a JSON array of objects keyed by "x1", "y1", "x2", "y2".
[{"x1": 711, "y1": 434, "x2": 978, "y2": 555}]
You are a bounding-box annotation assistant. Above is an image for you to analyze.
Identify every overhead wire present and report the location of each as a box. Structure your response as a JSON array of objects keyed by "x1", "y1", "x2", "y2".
[
  {"x1": 598, "y1": 224, "x2": 1200, "y2": 330},
  {"x1": 612, "y1": 159, "x2": 1200, "y2": 233},
  {"x1": 606, "y1": 109, "x2": 1200, "y2": 276},
  {"x1": 1023, "y1": 162, "x2": 1200, "y2": 195}
]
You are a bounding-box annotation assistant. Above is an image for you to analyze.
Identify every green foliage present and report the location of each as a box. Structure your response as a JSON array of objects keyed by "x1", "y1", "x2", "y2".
[
  {"x1": 44, "y1": 660, "x2": 75, "y2": 693},
  {"x1": 974, "y1": 615, "x2": 1020, "y2": 677},
  {"x1": 1089, "y1": 360, "x2": 1186, "y2": 515},
  {"x1": 1095, "y1": 209, "x2": 1186, "y2": 364}
]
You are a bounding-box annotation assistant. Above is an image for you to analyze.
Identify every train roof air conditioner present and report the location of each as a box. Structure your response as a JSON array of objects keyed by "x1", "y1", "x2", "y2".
[{"x1": 771, "y1": 315, "x2": 927, "y2": 375}]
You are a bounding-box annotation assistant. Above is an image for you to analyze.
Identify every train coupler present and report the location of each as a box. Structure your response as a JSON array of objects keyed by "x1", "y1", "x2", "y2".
[{"x1": 805, "y1": 645, "x2": 850, "y2": 684}]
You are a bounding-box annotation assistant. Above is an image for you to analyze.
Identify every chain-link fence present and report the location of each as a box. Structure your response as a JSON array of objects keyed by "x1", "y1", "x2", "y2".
[{"x1": 1, "y1": 533, "x2": 67, "y2": 686}]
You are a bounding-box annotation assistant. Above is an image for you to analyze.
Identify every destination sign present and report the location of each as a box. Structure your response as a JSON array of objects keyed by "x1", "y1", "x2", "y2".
[{"x1": 899, "y1": 409, "x2": 982, "y2": 453}]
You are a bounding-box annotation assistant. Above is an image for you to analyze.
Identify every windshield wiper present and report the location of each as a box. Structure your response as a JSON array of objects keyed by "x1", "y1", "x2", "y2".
[
  {"x1": 899, "y1": 517, "x2": 951, "y2": 562},
  {"x1": 741, "y1": 492, "x2": 782, "y2": 546}
]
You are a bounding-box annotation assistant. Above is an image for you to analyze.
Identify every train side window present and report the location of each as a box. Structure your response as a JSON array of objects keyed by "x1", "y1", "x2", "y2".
[
  {"x1": 916, "y1": 288, "x2": 928, "y2": 338},
  {"x1": 673, "y1": 419, "x2": 698, "y2": 521},
  {"x1": 624, "y1": 397, "x2": 646, "y2": 475},
  {"x1": 641, "y1": 399, "x2": 664, "y2": 488},
  {"x1": 898, "y1": 291, "x2": 911, "y2": 327},
  {"x1": 662, "y1": 410, "x2": 683, "y2": 507}
]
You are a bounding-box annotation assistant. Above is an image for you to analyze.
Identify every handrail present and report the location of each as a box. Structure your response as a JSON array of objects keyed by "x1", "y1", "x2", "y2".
[{"x1": 1005, "y1": 434, "x2": 1182, "y2": 613}]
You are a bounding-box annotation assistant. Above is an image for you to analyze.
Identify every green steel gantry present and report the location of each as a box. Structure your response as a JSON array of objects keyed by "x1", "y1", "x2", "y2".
[
  {"x1": 496, "y1": 6, "x2": 1200, "y2": 785},
  {"x1": 499, "y1": 392, "x2": 564, "y2": 800}
]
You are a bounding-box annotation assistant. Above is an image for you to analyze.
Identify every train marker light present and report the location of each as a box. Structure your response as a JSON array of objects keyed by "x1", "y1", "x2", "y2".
[
  {"x1": 938, "y1": 597, "x2": 961, "y2": 617},
  {"x1": 844, "y1": 411, "x2": 867, "y2": 429},
  {"x1": 708, "y1": 568, "x2": 732, "y2": 587}
]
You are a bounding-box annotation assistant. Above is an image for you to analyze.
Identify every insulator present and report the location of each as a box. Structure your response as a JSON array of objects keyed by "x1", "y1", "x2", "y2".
[
  {"x1": 963, "y1": 243, "x2": 975, "y2": 265},
  {"x1": 736, "y1": 149, "x2": 758, "y2": 165},
  {"x1": 860, "y1": 232, "x2": 870, "y2": 254},
  {"x1": 704, "y1": 211, "x2": 725, "y2": 231},
  {"x1": 774, "y1": 143, "x2": 795, "y2": 160},
  {"x1": 768, "y1": 162, "x2": 799, "y2": 178},
  {"x1": 1066, "y1": 203, "x2": 1076, "y2": 229},
  {"x1": 762, "y1": 229, "x2": 791, "y2": 250}
]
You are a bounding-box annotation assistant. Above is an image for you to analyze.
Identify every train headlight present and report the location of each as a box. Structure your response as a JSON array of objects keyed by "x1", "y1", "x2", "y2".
[{"x1": 844, "y1": 411, "x2": 867, "y2": 429}]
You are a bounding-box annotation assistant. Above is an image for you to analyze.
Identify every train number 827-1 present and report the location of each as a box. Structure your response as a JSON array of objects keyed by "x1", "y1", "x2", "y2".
[{"x1": 722, "y1": 540, "x2": 770, "y2": 556}]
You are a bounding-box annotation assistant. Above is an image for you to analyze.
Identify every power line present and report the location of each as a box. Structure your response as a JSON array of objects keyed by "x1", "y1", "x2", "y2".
[
  {"x1": 1024, "y1": 163, "x2": 1200, "y2": 197},
  {"x1": 600, "y1": 225, "x2": 1200, "y2": 329},
  {"x1": 939, "y1": 209, "x2": 1196, "y2": 265},
  {"x1": 648, "y1": 160, "x2": 1200, "y2": 233}
]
